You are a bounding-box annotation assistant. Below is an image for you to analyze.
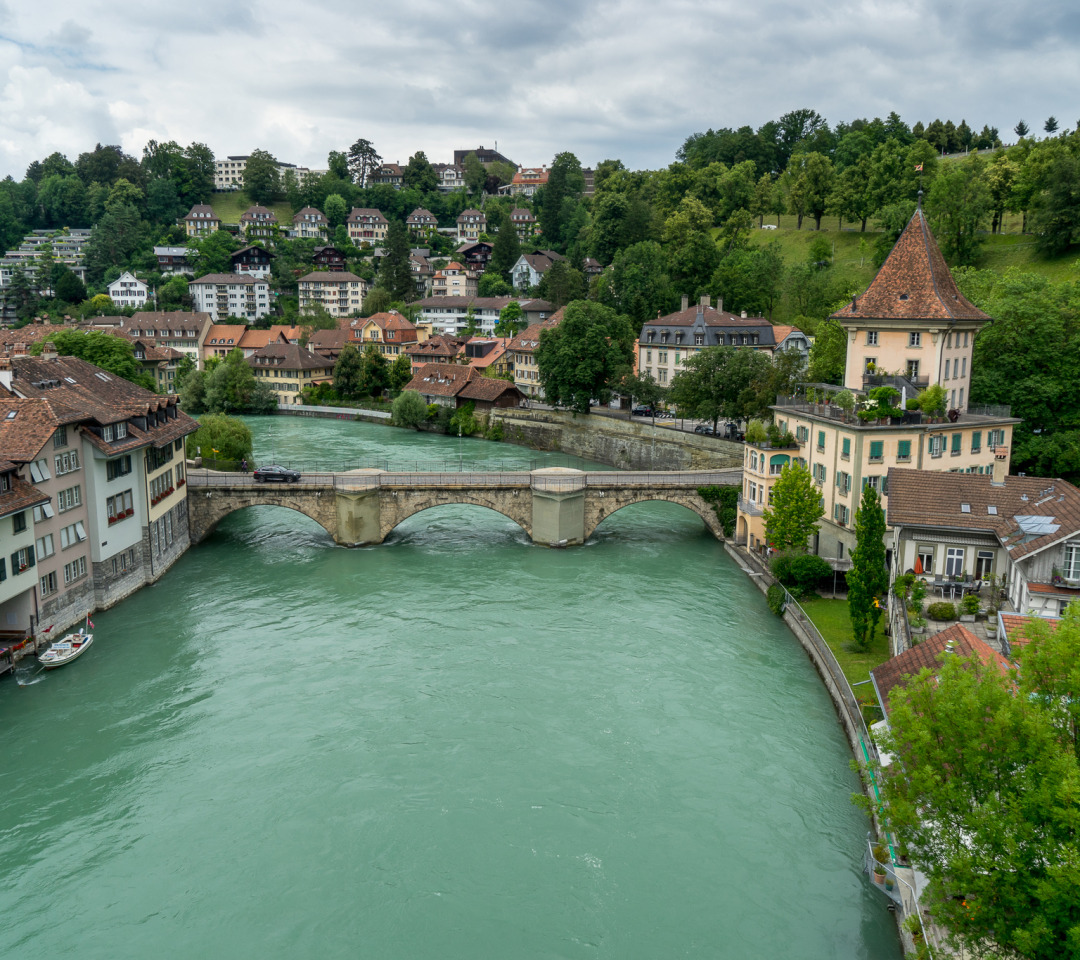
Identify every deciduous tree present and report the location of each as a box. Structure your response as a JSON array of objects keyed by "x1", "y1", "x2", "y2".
[
  {"x1": 875, "y1": 610, "x2": 1080, "y2": 960},
  {"x1": 535, "y1": 300, "x2": 635, "y2": 413},
  {"x1": 347, "y1": 138, "x2": 381, "y2": 188},
  {"x1": 333, "y1": 342, "x2": 364, "y2": 399},
  {"x1": 34, "y1": 330, "x2": 155, "y2": 390},
  {"x1": 378, "y1": 220, "x2": 414, "y2": 301},
  {"x1": 242, "y1": 149, "x2": 282, "y2": 205},
  {"x1": 762, "y1": 461, "x2": 823, "y2": 551},
  {"x1": 392, "y1": 389, "x2": 427, "y2": 428}
]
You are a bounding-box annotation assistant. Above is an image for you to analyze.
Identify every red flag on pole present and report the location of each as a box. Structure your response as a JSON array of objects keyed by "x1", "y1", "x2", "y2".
[
  {"x1": 87, "y1": 619, "x2": 94, "y2": 630},
  {"x1": 914, "y1": 164, "x2": 923, "y2": 172}
]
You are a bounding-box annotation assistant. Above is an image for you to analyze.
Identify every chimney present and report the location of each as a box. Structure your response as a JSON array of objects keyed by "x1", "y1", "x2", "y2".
[
  {"x1": 718, "y1": 298, "x2": 723, "y2": 314},
  {"x1": 0, "y1": 358, "x2": 11, "y2": 393},
  {"x1": 680, "y1": 295, "x2": 689, "y2": 312},
  {"x1": 991, "y1": 450, "x2": 1008, "y2": 486},
  {"x1": 700, "y1": 295, "x2": 710, "y2": 308},
  {"x1": 741, "y1": 310, "x2": 747, "y2": 318}
]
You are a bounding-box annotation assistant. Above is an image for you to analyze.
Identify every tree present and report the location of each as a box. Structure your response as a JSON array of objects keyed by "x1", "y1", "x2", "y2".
[
  {"x1": 347, "y1": 138, "x2": 381, "y2": 187},
  {"x1": 83, "y1": 202, "x2": 145, "y2": 283},
  {"x1": 388, "y1": 352, "x2": 414, "y2": 394},
  {"x1": 494, "y1": 301, "x2": 525, "y2": 337},
  {"x1": 463, "y1": 152, "x2": 487, "y2": 199},
  {"x1": 185, "y1": 413, "x2": 253, "y2": 465},
  {"x1": 53, "y1": 267, "x2": 86, "y2": 304},
  {"x1": 1029, "y1": 147, "x2": 1080, "y2": 255},
  {"x1": 34, "y1": 330, "x2": 155, "y2": 391},
  {"x1": 242, "y1": 149, "x2": 282, "y2": 205},
  {"x1": 537, "y1": 260, "x2": 585, "y2": 310},
  {"x1": 875, "y1": 610, "x2": 1080, "y2": 960},
  {"x1": 761, "y1": 462, "x2": 823, "y2": 551},
  {"x1": 188, "y1": 228, "x2": 239, "y2": 276},
  {"x1": 392, "y1": 389, "x2": 428, "y2": 428},
  {"x1": 616, "y1": 371, "x2": 664, "y2": 418},
  {"x1": 488, "y1": 207, "x2": 520, "y2": 281},
  {"x1": 378, "y1": 220, "x2": 414, "y2": 301},
  {"x1": 324, "y1": 193, "x2": 348, "y2": 228},
  {"x1": 333, "y1": 342, "x2": 364, "y2": 399},
  {"x1": 403, "y1": 151, "x2": 437, "y2": 193},
  {"x1": 711, "y1": 242, "x2": 785, "y2": 319},
  {"x1": 668, "y1": 345, "x2": 774, "y2": 430},
  {"x1": 362, "y1": 287, "x2": 392, "y2": 316},
  {"x1": 358, "y1": 343, "x2": 389, "y2": 397},
  {"x1": 781, "y1": 151, "x2": 834, "y2": 230},
  {"x1": 847, "y1": 484, "x2": 887, "y2": 651},
  {"x1": 535, "y1": 301, "x2": 635, "y2": 413},
  {"x1": 1044, "y1": 116, "x2": 1059, "y2": 135},
  {"x1": 1014, "y1": 119, "x2": 1030, "y2": 138},
  {"x1": 663, "y1": 196, "x2": 720, "y2": 299},
  {"x1": 595, "y1": 240, "x2": 675, "y2": 324},
  {"x1": 204, "y1": 348, "x2": 261, "y2": 413},
  {"x1": 478, "y1": 273, "x2": 513, "y2": 297},
  {"x1": 926, "y1": 154, "x2": 991, "y2": 265},
  {"x1": 538, "y1": 152, "x2": 584, "y2": 251}
]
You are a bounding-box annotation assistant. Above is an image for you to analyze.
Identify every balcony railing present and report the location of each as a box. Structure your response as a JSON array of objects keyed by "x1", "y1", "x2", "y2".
[{"x1": 738, "y1": 497, "x2": 764, "y2": 517}]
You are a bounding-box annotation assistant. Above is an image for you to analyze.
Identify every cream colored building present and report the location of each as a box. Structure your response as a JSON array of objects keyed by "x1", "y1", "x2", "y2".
[
  {"x1": 247, "y1": 344, "x2": 335, "y2": 404},
  {"x1": 736, "y1": 207, "x2": 1018, "y2": 565}
]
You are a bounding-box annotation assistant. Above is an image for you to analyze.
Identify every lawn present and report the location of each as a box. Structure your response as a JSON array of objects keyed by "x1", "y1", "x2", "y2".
[
  {"x1": 798, "y1": 597, "x2": 891, "y2": 698},
  {"x1": 209, "y1": 191, "x2": 295, "y2": 227}
]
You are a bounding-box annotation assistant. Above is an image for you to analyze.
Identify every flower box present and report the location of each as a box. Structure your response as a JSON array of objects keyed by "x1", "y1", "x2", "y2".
[
  {"x1": 125, "y1": 508, "x2": 134, "y2": 517},
  {"x1": 108, "y1": 516, "x2": 118, "y2": 525},
  {"x1": 177, "y1": 478, "x2": 186, "y2": 487}
]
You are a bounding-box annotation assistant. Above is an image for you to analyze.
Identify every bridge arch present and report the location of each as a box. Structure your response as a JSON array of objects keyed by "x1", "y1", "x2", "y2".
[
  {"x1": 188, "y1": 489, "x2": 339, "y2": 545},
  {"x1": 378, "y1": 490, "x2": 533, "y2": 542},
  {"x1": 584, "y1": 490, "x2": 724, "y2": 541}
]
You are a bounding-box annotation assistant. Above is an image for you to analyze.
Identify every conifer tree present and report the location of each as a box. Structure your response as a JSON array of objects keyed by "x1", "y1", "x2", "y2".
[{"x1": 848, "y1": 484, "x2": 887, "y2": 651}]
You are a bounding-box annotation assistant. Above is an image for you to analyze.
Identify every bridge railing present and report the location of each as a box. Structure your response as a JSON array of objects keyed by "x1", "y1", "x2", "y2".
[{"x1": 187, "y1": 468, "x2": 743, "y2": 491}]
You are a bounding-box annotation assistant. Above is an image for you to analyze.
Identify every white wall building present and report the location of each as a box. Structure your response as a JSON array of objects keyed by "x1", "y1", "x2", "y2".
[
  {"x1": 189, "y1": 274, "x2": 271, "y2": 322},
  {"x1": 107, "y1": 272, "x2": 149, "y2": 309}
]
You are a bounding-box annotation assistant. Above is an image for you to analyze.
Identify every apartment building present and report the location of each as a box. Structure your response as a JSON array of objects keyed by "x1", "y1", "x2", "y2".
[
  {"x1": 189, "y1": 274, "x2": 271, "y2": 322},
  {"x1": 297, "y1": 272, "x2": 365, "y2": 318}
]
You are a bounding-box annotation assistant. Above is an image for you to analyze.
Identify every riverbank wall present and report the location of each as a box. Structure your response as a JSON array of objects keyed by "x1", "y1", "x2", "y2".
[{"x1": 488, "y1": 409, "x2": 743, "y2": 470}]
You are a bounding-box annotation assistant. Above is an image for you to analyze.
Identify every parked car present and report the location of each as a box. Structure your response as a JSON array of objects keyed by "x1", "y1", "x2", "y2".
[
  {"x1": 253, "y1": 464, "x2": 301, "y2": 483},
  {"x1": 693, "y1": 423, "x2": 715, "y2": 435},
  {"x1": 632, "y1": 406, "x2": 655, "y2": 417}
]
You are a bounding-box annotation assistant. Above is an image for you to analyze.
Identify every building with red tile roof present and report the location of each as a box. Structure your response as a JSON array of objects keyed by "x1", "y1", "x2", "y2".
[{"x1": 870, "y1": 623, "x2": 1012, "y2": 715}]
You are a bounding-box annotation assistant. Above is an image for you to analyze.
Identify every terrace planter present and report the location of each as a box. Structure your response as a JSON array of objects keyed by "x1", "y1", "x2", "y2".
[{"x1": 960, "y1": 614, "x2": 976, "y2": 623}]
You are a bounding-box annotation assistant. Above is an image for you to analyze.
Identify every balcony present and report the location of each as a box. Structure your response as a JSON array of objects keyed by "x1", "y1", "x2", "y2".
[{"x1": 738, "y1": 497, "x2": 764, "y2": 517}]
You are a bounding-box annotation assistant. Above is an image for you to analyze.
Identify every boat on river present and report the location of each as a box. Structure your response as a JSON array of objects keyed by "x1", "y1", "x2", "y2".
[{"x1": 38, "y1": 629, "x2": 94, "y2": 670}]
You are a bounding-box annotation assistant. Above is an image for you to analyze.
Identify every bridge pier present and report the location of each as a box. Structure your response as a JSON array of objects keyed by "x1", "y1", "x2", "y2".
[{"x1": 530, "y1": 469, "x2": 585, "y2": 546}]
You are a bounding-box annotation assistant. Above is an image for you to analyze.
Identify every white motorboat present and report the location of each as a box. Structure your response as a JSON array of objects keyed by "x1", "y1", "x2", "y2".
[{"x1": 38, "y1": 630, "x2": 94, "y2": 670}]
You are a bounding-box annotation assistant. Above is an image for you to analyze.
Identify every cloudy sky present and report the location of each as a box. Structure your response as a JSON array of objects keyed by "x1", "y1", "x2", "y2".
[{"x1": 0, "y1": 0, "x2": 1077, "y2": 179}]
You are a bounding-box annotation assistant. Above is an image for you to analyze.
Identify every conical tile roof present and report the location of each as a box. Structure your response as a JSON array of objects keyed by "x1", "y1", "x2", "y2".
[{"x1": 832, "y1": 208, "x2": 989, "y2": 323}]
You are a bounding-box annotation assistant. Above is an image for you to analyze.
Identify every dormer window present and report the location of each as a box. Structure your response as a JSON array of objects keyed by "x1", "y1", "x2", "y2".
[{"x1": 694, "y1": 333, "x2": 704, "y2": 345}]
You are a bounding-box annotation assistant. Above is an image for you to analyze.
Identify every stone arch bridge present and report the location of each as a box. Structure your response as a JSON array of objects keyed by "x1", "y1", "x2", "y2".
[{"x1": 186, "y1": 467, "x2": 743, "y2": 547}]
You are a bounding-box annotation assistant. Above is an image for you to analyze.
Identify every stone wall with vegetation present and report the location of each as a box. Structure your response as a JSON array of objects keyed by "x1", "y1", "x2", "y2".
[{"x1": 490, "y1": 409, "x2": 744, "y2": 470}]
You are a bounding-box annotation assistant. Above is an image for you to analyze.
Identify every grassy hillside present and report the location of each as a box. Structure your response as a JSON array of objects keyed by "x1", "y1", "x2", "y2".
[{"x1": 209, "y1": 191, "x2": 294, "y2": 227}]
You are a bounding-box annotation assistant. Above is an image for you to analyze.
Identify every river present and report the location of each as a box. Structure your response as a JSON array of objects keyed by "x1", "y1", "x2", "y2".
[{"x1": 0, "y1": 415, "x2": 900, "y2": 959}]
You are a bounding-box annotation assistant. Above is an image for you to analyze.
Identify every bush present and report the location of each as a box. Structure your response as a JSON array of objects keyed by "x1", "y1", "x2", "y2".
[
  {"x1": 960, "y1": 593, "x2": 980, "y2": 616},
  {"x1": 697, "y1": 484, "x2": 739, "y2": 537},
  {"x1": 893, "y1": 573, "x2": 915, "y2": 598},
  {"x1": 745, "y1": 419, "x2": 768, "y2": 444},
  {"x1": 766, "y1": 583, "x2": 787, "y2": 616},
  {"x1": 770, "y1": 550, "x2": 832, "y2": 596},
  {"x1": 391, "y1": 390, "x2": 428, "y2": 429},
  {"x1": 927, "y1": 601, "x2": 957, "y2": 621},
  {"x1": 910, "y1": 579, "x2": 927, "y2": 609}
]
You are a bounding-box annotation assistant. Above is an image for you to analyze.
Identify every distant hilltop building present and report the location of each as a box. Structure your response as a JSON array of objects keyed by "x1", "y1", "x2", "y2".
[
  {"x1": 213, "y1": 155, "x2": 326, "y2": 191},
  {"x1": 453, "y1": 146, "x2": 516, "y2": 168}
]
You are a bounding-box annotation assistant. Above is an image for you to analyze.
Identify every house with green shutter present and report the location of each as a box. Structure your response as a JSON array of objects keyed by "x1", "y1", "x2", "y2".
[{"x1": 736, "y1": 207, "x2": 1020, "y2": 567}]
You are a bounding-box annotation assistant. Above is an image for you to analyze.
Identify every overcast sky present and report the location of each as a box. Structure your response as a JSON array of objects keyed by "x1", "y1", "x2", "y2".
[{"x1": 1, "y1": 0, "x2": 1077, "y2": 180}]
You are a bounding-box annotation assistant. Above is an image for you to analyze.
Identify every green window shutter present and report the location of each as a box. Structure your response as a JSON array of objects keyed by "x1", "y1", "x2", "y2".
[
  {"x1": 971, "y1": 431, "x2": 981, "y2": 451},
  {"x1": 842, "y1": 437, "x2": 850, "y2": 456},
  {"x1": 817, "y1": 430, "x2": 825, "y2": 448},
  {"x1": 870, "y1": 441, "x2": 883, "y2": 459},
  {"x1": 952, "y1": 433, "x2": 961, "y2": 453},
  {"x1": 898, "y1": 440, "x2": 911, "y2": 458}
]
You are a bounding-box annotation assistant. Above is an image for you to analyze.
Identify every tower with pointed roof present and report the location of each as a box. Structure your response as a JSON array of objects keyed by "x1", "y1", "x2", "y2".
[{"x1": 835, "y1": 206, "x2": 989, "y2": 412}]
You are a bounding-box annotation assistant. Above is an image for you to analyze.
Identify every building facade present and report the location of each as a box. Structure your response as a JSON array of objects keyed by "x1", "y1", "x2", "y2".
[{"x1": 189, "y1": 274, "x2": 272, "y2": 322}]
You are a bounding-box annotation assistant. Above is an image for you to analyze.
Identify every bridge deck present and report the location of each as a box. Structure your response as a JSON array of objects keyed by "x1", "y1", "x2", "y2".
[{"x1": 187, "y1": 468, "x2": 742, "y2": 491}]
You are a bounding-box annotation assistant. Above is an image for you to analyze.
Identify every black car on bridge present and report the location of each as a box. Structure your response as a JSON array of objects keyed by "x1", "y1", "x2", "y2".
[{"x1": 253, "y1": 464, "x2": 301, "y2": 483}]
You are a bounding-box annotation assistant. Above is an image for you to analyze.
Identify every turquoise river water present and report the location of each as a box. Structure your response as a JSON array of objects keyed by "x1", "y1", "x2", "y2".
[{"x1": 0, "y1": 416, "x2": 900, "y2": 959}]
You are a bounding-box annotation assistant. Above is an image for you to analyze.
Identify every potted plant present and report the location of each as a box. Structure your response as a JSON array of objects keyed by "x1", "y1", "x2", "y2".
[
  {"x1": 871, "y1": 844, "x2": 889, "y2": 884},
  {"x1": 910, "y1": 613, "x2": 927, "y2": 635},
  {"x1": 835, "y1": 390, "x2": 856, "y2": 421},
  {"x1": 916, "y1": 384, "x2": 948, "y2": 422},
  {"x1": 960, "y1": 593, "x2": 979, "y2": 622}
]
